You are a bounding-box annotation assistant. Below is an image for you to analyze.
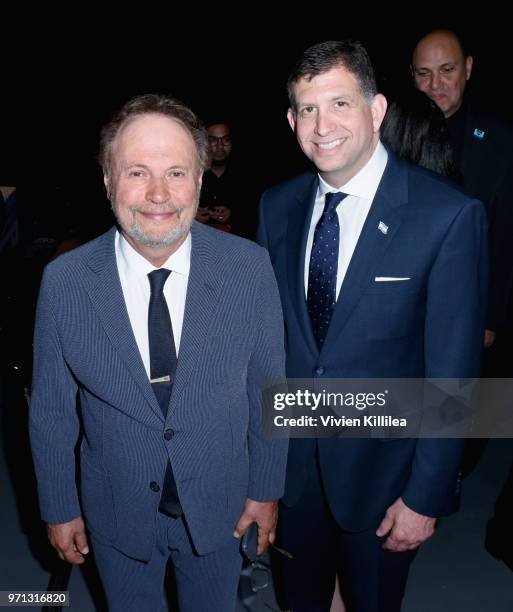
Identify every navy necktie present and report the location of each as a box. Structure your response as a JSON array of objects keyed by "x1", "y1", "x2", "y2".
[
  {"x1": 148, "y1": 269, "x2": 182, "y2": 517},
  {"x1": 307, "y1": 192, "x2": 348, "y2": 348}
]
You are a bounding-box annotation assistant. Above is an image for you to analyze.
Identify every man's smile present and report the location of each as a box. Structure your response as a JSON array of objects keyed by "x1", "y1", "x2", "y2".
[
  {"x1": 140, "y1": 212, "x2": 176, "y2": 221},
  {"x1": 131, "y1": 208, "x2": 181, "y2": 223},
  {"x1": 315, "y1": 138, "x2": 347, "y2": 151}
]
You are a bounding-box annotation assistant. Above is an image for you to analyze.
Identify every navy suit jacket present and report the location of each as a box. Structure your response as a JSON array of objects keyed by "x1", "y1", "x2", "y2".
[
  {"x1": 30, "y1": 222, "x2": 288, "y2": 561},
  {"x1": 257, "y1": 151, "x2": 488, "y2": 531}
]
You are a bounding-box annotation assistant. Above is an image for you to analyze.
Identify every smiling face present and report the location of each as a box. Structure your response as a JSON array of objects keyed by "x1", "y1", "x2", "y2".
[
  {"x1": 287, "y1": 65, "x2": 387, "y2": 188},
  {"x1": 412, "y1": 30, "x2": 473, "y2": 118},
  {"x1": 106, "y1": 113, "x2": 202, "y2": 265}
]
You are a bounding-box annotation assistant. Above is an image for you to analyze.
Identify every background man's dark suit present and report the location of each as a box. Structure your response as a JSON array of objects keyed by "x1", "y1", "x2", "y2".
[
  {"x1": 448, "y1": 100, "x2": 513, "y2": 333},
  {"x1": 412, "y1": 28, "x2": 513, "y2": 345}
]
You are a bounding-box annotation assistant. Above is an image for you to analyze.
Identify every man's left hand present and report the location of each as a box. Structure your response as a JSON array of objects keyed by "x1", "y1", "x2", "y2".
[
  {"x1": 376, "y1": 497, "x2": 436, "y2": 552},
  {"x1": 234, "y1": 498, "x2": 278, "y2": 556}
]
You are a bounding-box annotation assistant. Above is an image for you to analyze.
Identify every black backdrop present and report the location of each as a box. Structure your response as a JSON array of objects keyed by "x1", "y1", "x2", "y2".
[{"x1": 3, "y1": 17, "x2": 509, "y2": 234}]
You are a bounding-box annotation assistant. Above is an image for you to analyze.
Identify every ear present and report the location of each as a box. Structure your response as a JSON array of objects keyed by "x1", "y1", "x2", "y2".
[
  {"x1": 370, "y1": 94, "x2": 388, "y2": 132},
  {"x1": 103, "y1": 172, "x2": 111, "y2": 198},
  {"x1": 410, "y1": 63, "x2": 417, "y2": 83},
  {"x1": 465, "y1": 55, "x2": 473, "y2": 81},
  {"x1": 287, "y1": 108, "x2": 297, "y2": 133}
]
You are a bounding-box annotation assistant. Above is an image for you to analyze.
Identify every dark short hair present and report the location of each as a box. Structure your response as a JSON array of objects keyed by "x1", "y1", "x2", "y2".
[
  {"x1": 99, "y1": 94, "x2": 209, "y2": 175},
  {"x1": 287, "y1": 40, "x2": 378, "y2": 111},
  {"x1": 381, "y1": 88, "x2": 457, "y2": 179},
  {"x1": 207, "y1": 121, "x2": 231, "y2": 131}
]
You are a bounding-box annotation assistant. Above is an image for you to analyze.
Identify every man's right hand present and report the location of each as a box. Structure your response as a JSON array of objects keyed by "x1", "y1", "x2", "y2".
[{"x1": 47, "y1": 516, "x2": 89, "y2": 564}]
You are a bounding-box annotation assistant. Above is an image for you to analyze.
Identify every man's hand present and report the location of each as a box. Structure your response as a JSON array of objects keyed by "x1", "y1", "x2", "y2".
[
  {"x1": 484, "y1": 329, "x2": 497, "y2": 349},
  {"x1": 211, "y1": 205, "x2": 231, "y2": 224},
  {"x1": 47, "y1": 516, "x2": 89, "y2": 564},
  {"x1": 376, "y1": 497, "x2": 436, "y2": 552},
  {"x1": 233, "y1": 498, "x2": 278, "y2": 556}
]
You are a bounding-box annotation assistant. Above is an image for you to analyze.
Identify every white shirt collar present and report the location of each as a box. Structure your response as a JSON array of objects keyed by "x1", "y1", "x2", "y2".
[
  {"x1": 116, "y1": 230, "x2": 191, "y2": 278},
  {"x1": 317, "y1": 141, "x2": 388, "y2": 201}
]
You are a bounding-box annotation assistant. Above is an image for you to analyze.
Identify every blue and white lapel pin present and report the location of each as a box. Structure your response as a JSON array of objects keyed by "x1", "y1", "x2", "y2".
[{"x1": 378, "y1": 221, "x2": 389, "y2": 235}]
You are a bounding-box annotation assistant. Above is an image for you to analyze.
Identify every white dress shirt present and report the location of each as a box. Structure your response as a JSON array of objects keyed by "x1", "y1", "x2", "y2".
[
  {"x1": 115, "y1": 231, "x2": 191, "y2": 379},
  {"x1": 304, "y1": 141, "x2": 388, "y2": 299}
]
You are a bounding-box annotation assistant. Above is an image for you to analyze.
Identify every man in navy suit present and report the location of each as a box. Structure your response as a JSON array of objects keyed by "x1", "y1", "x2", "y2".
[
  {"x1": 29, "y1": 94, "x2": 287, "y2": 611},
  {"x1": 257, "y1": 40, "x2": 487, "y2": 611}
]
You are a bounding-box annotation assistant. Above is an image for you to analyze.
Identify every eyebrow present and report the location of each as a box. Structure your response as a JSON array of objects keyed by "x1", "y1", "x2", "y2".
[
  {"x1": 331, "y1": 94, "x2": 356, "y2": 103},
  {"x1": 414, "y1": 61, "x2": 458, "y2": 71},
  {"x1": 125, "y1": 163, "x2": 151, "y2": 170},
  {"x1": 297, "y1": 94, "x2": 356, "y2": 107},
  {"x1": 125, "y1": 163, "x2": 188, "y2": 171}
]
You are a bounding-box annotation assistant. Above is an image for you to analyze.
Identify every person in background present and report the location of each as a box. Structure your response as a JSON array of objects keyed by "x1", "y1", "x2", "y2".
[
  {"x1": 198, "y1": 122, "x2": 260, "y2": 239},
  {"x1": 412, "y1": 28, "x2": 513, "y2": 350},
  {"x1": 197, "y1": 122, "x2": 234, "y2": 232},
  {"x1": 381, "y1": 87, "x2": 457, "y2": 179}
]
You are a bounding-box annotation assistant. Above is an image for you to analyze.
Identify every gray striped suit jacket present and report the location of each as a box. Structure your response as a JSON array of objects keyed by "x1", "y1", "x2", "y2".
[{"x1": 29, "y1": 222, "x2": 287, "y2": 561}]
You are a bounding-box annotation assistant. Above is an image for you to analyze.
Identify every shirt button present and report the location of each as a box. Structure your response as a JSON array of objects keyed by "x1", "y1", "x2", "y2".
[
  {"x1": 315, "y1": 366, "x2": 325, "y2": 376},
  {"x1": 150, "y1": 481, "x2": 160, "y2": 493},
  {"x1": 163, "y1": 429, "x2": 174, "y2": 441}
]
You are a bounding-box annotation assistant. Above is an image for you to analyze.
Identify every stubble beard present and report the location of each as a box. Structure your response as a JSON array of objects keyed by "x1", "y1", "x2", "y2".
[{"x1": 110, "y1": 190, "x2": 199, "y2": 249}]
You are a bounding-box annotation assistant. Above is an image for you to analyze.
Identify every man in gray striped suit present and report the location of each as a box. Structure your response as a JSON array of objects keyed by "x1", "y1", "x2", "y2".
[{"x1": 29, "y1": 94, "x2": 287, "y2": 611}]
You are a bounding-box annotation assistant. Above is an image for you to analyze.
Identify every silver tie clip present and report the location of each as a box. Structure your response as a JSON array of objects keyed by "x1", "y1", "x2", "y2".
[{"x1": 150, "y1": 375, "x2": 171, "y2": 383}]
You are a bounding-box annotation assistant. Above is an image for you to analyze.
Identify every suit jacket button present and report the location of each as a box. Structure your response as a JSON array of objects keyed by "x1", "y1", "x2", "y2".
[
  {"x1": 150, "y1": 481, "x2": 160, "y2": 492},
  {"x1": 315, "y1": 366, "x2": 325, "y2": 376},
  {"x1": 164, "y1": 429, "x2": 174, "y2": 441}
]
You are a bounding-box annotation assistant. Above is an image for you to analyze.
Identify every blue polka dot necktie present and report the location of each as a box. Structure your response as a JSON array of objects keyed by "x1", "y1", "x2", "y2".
[
  {"x1": 148, "y1": 269, "x2": 182, "y2": 517},
  {"x1": 307, "y1": 192, "x2": 348, "y2": 349}
]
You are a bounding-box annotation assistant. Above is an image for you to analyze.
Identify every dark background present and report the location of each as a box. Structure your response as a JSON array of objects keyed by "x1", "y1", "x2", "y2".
[
  {"x1": 1, "y1": 17, "x2": 512, "y2": 610},
  {"x1": 2, "y1": 17, "x2": 509, "y2": 228}
]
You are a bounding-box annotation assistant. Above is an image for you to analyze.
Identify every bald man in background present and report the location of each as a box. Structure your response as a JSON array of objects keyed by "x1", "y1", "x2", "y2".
[{"x1": 412, "y1": 29, "x2": 513, "y2": 354}]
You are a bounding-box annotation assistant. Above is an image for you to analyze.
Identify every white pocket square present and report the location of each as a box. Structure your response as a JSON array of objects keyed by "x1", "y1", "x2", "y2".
[{"x1": 374, "y1": 277, "x2": 411, "y2": 282}]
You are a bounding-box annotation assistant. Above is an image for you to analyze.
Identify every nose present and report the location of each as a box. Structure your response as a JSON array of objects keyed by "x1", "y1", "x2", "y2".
[
  {"x1": 145, "y1": 178, "x2": 170, "y2": 205},
  {"x1": 314, "y1": 108, "x2": 335, "y2": 137},
  {"x1": 429, "y1": 72, "x2": 441, "y2": 91},
  {"x1": 210, "y1": 137, "x2": 227, "y2": 150}
]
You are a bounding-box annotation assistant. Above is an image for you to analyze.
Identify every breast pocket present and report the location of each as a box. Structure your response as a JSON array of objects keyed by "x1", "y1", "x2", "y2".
[
  {"x1": 361, "y1": 279, "x2": 425, "y2": 340},
  {"x1": 366, "y1": 277, "x2": 418, "y2": 294}
]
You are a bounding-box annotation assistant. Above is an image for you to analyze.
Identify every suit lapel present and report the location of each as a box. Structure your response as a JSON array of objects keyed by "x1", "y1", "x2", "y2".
[
  {"x1": 169, "y1": 222, "x2": 225, "y2": 413},
  {"x1": 82, "y1": 228, "x2": 163, "y2": 422},
  {"x1": 321, "y1": 153, "x2": 408, "y2": 358},
  {"x1": 286, "y1": 174, "x2": 319, "y2": 358}
]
